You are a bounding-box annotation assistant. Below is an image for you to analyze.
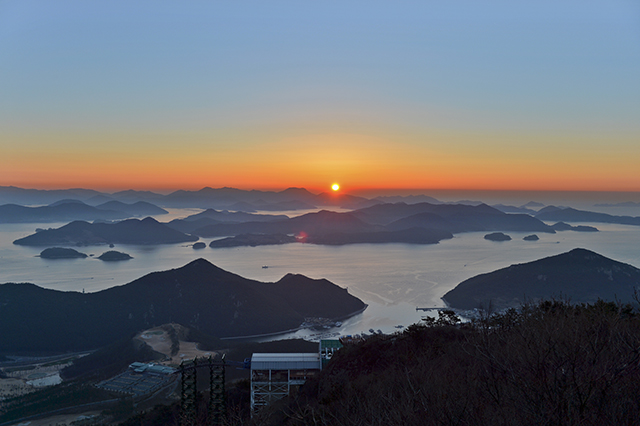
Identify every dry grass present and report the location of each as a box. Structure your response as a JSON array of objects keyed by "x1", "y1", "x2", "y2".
[{"x1": 135, "y1": 325, "x2": 215, "y2": 366}]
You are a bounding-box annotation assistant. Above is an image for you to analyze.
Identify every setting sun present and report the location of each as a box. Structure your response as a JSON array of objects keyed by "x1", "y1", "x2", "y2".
[{"x1": 331, "y1": 183, "x2": 340, "y2": 191}]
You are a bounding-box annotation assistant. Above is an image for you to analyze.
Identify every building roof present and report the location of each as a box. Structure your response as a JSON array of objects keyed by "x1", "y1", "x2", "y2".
[
  {"x1": 251, "y1": 353, "x2": 321, "y2": 370},
  {"x1": 128, "y1": 362, "x2": 176, "y2": 375},
  {"x1": 320, "y1": 339, "x2": 343, "y2": 349}
]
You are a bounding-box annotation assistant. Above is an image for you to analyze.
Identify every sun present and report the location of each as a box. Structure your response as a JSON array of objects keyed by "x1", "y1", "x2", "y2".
[{"x1": 331, "y1": 183, "x2": 340, "y2": 191}]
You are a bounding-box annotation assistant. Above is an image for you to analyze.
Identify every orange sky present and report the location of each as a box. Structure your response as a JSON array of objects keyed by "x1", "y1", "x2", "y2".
[
  {"x1": 1, "y1": 2, "x2": 638, "y2": 194},
  {"x1": 2, "y1": 127, "x2": 639, "y2": 193}
]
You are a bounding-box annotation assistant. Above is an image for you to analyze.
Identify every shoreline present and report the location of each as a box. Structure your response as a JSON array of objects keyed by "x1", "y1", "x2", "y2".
[{"x1": 220, "y1": 305, "x2": 368, "y2": 341}]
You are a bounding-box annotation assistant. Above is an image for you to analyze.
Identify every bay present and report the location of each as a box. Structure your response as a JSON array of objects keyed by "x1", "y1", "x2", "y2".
[{"x1": 1, "y1": 209, "x2": 639, "y2": 339}]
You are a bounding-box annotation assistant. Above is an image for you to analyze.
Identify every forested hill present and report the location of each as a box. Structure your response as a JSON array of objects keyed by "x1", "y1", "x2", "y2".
[
  {"x1": 0, "y1": 259, "x2": 365, "y2": 353},
  {"x1": 443, "y1": 248, "x2": 640, "y2": 310}
]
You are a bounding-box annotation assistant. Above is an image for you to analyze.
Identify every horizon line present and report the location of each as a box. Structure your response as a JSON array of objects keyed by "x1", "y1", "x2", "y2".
[{"x1": 2, "y1": 184, "x2": 640, "y2": 196}]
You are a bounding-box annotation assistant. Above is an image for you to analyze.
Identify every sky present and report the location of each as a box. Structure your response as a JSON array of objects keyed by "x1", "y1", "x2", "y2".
[{"x1": 1, "y1": 0, "x2": 639, "y2": 194}]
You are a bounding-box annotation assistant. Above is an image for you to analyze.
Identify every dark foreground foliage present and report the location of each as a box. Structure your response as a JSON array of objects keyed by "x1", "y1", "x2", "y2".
[
  {"x1": 116, "y1": 301, "x2": 640, "y2": 426},
  {"x1": 255, "y1": 301, "x2": 640, "y2": 426}
]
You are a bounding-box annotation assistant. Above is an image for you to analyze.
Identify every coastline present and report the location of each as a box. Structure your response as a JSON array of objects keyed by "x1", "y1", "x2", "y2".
[{"x1": 220, "y1": 304, "x2": 368, "y2": 341}]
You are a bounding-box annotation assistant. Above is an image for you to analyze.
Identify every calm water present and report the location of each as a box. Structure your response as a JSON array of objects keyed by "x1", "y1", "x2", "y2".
[{"x1": 1, "y1": 208, "x2": 639, "y2": 338}]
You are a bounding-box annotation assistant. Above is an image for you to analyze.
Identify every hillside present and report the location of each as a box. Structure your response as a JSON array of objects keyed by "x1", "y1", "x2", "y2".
[
  {"x1": 442, "y1": 248, "x2": 640, "y2": 310},
  {"x1": 0, "y1": 259, "x2": 366, "y2": 353}
]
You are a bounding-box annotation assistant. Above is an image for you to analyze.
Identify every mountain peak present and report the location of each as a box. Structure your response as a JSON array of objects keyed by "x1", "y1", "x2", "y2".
[
  {"x1": 172, "y1": 257, "x2": 230, "y2": 276},
  {"x1": 140, "y1": 216, "x2": 160, "y2": 224}
]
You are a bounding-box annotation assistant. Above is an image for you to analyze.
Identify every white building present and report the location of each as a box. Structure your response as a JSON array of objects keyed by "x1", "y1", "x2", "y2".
[{"x1": 250, "y1": 353, "x2": 321, "y2": 412}]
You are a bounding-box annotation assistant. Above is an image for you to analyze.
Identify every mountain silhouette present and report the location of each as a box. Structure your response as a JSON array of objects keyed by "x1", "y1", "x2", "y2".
[
  {"x1": 95, "y1": 200, "x2": 168, "y2": 216},
  {"x1": 536, "y1": 206, "x2": 640, "y2": 226},
  {"x1": 0, "y1": 202, "x2": 129, "y2": 223},
  {"x1": 0, "y1": 259, "x2": 366, "y2": 353},
  {"x1": 193, "y1": 210, "x2": 381, "y2": 238},
  {"x1": 443, "y1": 248, "x2": 640, "y2": 310},
  {"x1": 13, "y1": 217, "x2": 198, "y2": 246},
  {"x1": 353, "y1": 202, "x2": 555, "y2": 233}
]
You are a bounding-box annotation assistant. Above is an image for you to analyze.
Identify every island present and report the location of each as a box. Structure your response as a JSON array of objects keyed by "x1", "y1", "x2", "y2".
[
  {"x1": 551, "y1": 222, "x2": 599, "y2": 232},
  {"x1": 536, "y1": 206, "x2": 640, "y2": 226},
  {"x1": 484, "y1": 232, "x2": 511, "y2": 241},
  {"x1": 38, "y1": 247, "x2": 87, "y2": 259},
  {"x1": 210, "y1": 233, "x2": 297, "y2": 248},
  {"x1": 192, "y1": 242, "x2": 207, "y2": 249},
  {"x1": 13, "y1": 217, "x2": 198, "y2": 246},
  {"x1": 0, "y1": 202, "x2": 130, "y2": 223},
  {"x1": 95, "y1": 200, "x2": 168, "y2": 217},
  {"x1": 162, "y1": 202, "x2": 557, "y2": 248},
  {"x1": 523, "y1": 234, "x2": 539, "y2": 241},
  {"x1": 97, "y1": 250, "x2": 133, "y2": 261}
]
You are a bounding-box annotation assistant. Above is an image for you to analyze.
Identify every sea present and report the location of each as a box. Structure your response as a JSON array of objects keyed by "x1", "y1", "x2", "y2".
[{"x1": 1, "y1": 204, "x2": 640, "y2": 342}]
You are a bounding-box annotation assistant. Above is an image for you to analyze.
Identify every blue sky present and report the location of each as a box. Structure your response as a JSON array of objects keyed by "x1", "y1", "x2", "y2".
[{"x1": 1, "y1": 1, "x2": 639, "y2": 191}]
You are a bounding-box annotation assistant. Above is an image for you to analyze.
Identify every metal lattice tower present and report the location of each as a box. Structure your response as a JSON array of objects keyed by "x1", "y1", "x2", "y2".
[
  {"x1": 209, "y1": 355, "x2": 226, "y2": 426},
  {"x1": 180, "y1": 356, "x2": 227, "y2": 426},
  {"x1": 180, "y1": 358, "x2": 198, "y2": 426}
]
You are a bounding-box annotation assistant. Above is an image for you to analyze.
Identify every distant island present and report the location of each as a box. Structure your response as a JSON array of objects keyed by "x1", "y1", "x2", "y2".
[
  {"x1": 97, "y1": 250, "x2": 133, "y2": 261},
  {"x1": 550, "y1": 221, "x2": 599, "y2": 232},
  {"x1": 38, "y1": 247, "x2": 88, "y2": 259},
  {"x1": 210, "y1": 233, "x2": 297, "y2": 248},
  {"x1": 166, "y1": 209, "x2": 288, "y2": 235},
  {"x1": 166, "y1": 203, "x2": 555, "y2": 248},
  {"x1": 536, "y1": 206, "x2": 640, "y2": 226},
  {"x1": 352, "y1": 202, "x2": 555, "y2": 234},
  {"x1": 523, "y1": 234, "x2": 539, "y2": 241},
  {"x1": 13, "y1": 217, "x2": 198, "y2": 246},
  {"x1": 306, "y1": 227, "x2": 453, "y2": 245},
  {"x1": 0, "y1": 202, "x2": 129, "y2": 223},
  {"x1": 94, "y1": 200, "x2": 168, "y2": 217},
  {"x1": 442, "y1": 248, "x2": 640, "y2": 311},
  {"x1": 0, "y1": 185, "x2": 637, "y2": 221},
  {"x1": 594, "y1": 201, "x2": 640, "y2": 208},
  {"x1": 187, "y1": 210, "x2": 382, "y2": 238},
  {"x1": 491, "y1": 204, "x2": 538, "y2": 214},
  {"x1": 484, "y1": 232, "x2": 511, "y2": 241},
  {"x1": 0, "y1": 258, "x2": 366, "y2": 353}
]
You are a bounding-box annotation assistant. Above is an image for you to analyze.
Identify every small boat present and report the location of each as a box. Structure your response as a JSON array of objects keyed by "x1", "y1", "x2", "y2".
[{"x1": 262, "y1": 265, "x2": 268, "y2": 269}]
